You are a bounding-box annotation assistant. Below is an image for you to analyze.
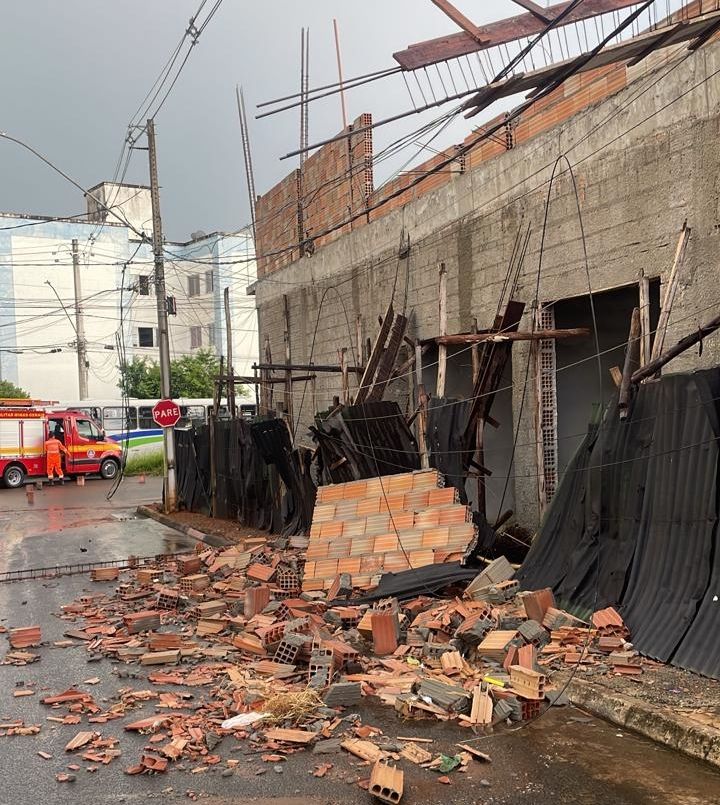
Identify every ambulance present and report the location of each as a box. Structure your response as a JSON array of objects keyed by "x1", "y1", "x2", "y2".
[{"x1": 0, "y1": 400, "x2": 124, "y2": 488}]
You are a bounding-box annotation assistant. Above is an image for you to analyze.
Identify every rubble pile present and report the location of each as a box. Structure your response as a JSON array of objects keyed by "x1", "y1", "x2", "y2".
[{"x1": 1, "y1": 471, "x2": 653, "y2": 798}]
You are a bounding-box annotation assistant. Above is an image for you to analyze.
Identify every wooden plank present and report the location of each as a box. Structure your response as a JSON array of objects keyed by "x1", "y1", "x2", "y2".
[
  {"x1": 609, "y1": 366, "x2": 623, "y2": 388},
  {"x1": 394, "y1": 1, "x2": 653, "y2": 70},
  {"x1": 355, "y1": 303, "x2": 394, "y2": 404},
  {"x1": 464, "y1": 300, "x2": 525, "y2": 447},
  {"x1": 618, "y1": 308, "x2": 641, "y2": 420},
  {"x1": 510, "y1": 1, "x2": 553, "y2": 24},
  {"x1": 434, "y1": 327, "x2": 589, "y2": 344},
  {"x1": 415, "y1": 345, "x2": 430, "y2": 471},
  {"x1": 339, "y1": 348, "x2": 349, "y2": 405},
  {"x1": 638, "y1": 274, "x2": 651, "y2": 368},
  {"x1": 632, "y1": 310, "x2": 720, "y2": 384},
  {"x1": 430, "y1": 0, "x2": 485, "y2": 41},
  {"x1": 650, "y1": 224, "x2": 691, "y2": 365},
  {"x1": 264, "y1": 728, "x2": 316, "y2": 745},
  {"x1": 436, "y1": 263, "x2": 448, "y2": 397},
  {"x1": 366, "y1": 313, "x2": 408, "y2": 402},
  {"x1": 283, "y1": 294, "x2": 294, "y2": 432}
]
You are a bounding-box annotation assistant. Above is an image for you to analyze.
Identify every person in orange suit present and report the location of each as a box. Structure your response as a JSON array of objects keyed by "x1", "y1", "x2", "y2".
[{"x1": 44, "y1": 431, "x2": 69, "y2": 483}]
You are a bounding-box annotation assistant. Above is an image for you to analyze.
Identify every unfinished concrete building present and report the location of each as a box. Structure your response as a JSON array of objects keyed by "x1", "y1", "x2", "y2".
[{"x1": 253, "y1": 2, "x2": 720, "y2": 529}]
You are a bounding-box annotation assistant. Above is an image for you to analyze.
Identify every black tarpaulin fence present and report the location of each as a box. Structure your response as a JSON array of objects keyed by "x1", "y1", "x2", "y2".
[
  {"x1": 175, "y1": 418, "x2": 311, "y2": 536},
  {"x1": 518, "y1": 369, "x2": 720, "y2": 679}
]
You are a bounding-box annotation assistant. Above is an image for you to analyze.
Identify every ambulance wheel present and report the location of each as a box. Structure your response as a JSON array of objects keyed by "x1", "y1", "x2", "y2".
[
  {"x1": 3, "y1": 464, "x2": 25, "y2": 489},
  {"x1": 100, "y1": 458, "x2": 120, "y2": 480}
]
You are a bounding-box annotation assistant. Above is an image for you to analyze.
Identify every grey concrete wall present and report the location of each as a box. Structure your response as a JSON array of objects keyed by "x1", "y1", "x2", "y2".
[{"x1": 255, "y1": 40, "x2": 720, "y2": 528}]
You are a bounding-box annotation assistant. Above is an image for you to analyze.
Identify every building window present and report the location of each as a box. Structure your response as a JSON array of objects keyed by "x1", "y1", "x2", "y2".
[
  {"x1": 204, "y1": 270, "x2": 214, "y2": 294},
  {"x1": 138, "y1": 327, "x2": 154, "y2": 348},
  {"x1": 207, "y1": 324, "x2": 216, "y2": 347},
  {"x1": 190, "y1": 326, "x2": 202, "y2": 349},
  {"x1": 188, "y1": 274, "x2": 201, "y2": 297},
  {"x1": 137, "y1": 275, "x2": 151, "y2": 295}
]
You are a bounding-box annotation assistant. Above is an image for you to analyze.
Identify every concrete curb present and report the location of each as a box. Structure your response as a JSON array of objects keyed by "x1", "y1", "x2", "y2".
[
  {"x1": 136, "y1": 505, "x2": 232, "y2": 549},
  {"x1": 566, "y1": 677, "x2": 720, "y2": 770}
]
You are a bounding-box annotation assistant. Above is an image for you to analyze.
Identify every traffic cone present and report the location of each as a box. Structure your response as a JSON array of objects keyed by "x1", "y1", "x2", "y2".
[
  {"x1": 76, "y1": 476, "x2": 85, "y2": 486},
  {"x1": 138, "y1": 474, "x2": 146, "y2": 484}
]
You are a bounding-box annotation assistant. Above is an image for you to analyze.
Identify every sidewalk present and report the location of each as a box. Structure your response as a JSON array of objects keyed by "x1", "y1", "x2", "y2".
[{"x1": 561, "y1": 666, "x2": 720, "y2": 769}]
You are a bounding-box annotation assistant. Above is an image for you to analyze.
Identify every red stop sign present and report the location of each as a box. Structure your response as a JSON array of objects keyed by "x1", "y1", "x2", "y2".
[{"x1": 152, "y1": 399, "x2": 181, "y2": 428}]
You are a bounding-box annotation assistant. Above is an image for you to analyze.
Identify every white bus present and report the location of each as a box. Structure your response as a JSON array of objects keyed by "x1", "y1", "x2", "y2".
[{"x1": 53, "y1": 398, "x2": 256, "y2": 457}]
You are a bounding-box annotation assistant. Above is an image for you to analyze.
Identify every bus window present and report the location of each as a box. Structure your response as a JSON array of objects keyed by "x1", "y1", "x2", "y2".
[
  {"x1": 103, "y1": 406, "x2": 137, "y2": 432},
  {"x1": 138, "y1": 406, "x2": 156, "y2": 429},
  {"x1": 240, "y1": 404, "x2": 256, "y2": 420},
  {"x1": 186, "y1": 405, "x2": 206, "y2": 422}
]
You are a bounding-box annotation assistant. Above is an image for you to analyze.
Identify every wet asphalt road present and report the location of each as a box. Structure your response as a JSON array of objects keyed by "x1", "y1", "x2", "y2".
[{"x1": 0, "y1": 479, "x2": 718, "y2": 804}]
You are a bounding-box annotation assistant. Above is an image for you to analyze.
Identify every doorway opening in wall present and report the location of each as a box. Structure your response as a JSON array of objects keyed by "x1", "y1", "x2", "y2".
[
  {"x1": 538, "y1": 280, "x2": 661, "y2": 509},
  {"x1": 424, "y1": 345, "x2": 515, "y2": 526}
]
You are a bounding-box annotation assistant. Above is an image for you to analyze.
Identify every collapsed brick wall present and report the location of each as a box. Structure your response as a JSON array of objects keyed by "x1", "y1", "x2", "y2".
[
  {"x1": 255, "y1": 38, "x2": 720, "y2": 529},
  {"x1": 255, "y1": 113, "x2": 373, "y2": 277},
  {"x1": 255, "y1": 62, "x2": 629, "y2": 270}
]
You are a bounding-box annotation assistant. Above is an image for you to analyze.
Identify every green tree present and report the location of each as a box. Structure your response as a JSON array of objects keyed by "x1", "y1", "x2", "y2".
[
  {"x1": 118, "y1": 357, "x2": 161, "y2": 398},
  {"x1": 119, "y1": 350, "x2": 245, "y2": 399},
  {"x1": 0, "y1": 379, "x2": 29, "y2": 398}
]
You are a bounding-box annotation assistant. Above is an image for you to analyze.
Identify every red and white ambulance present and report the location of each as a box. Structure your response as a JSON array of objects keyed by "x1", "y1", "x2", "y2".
[{"x1": 0, "y1": 399, "x2": 124, "y2": 488}]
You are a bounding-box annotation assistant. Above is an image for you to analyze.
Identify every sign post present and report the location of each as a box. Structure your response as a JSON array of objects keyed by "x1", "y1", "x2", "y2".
[{"x1": 152, "y1": 400, "x2": 180, "y2": 512}]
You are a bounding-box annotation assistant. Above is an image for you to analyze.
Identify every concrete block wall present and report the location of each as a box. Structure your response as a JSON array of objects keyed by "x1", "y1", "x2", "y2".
[{"x1": 256, "y1": 40, "x2": 720, "y2": 528}]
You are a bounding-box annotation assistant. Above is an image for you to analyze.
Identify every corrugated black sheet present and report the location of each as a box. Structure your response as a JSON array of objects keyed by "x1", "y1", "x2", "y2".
[
  {"x1": 175, "y1": 419, "x2": 283, "y2": 533},
  {"x1": 518, "y1": 370, "x2": 720, "y2": 679},
  {"x1": 311, "y1": 401, "x2": 419, "y2": 484},
  {"x1": 427, "y1": 397, "x2": 474, "y2": 502},
  {"x1": 250, "y1": 419, "x2": 316, "y2": 536}
]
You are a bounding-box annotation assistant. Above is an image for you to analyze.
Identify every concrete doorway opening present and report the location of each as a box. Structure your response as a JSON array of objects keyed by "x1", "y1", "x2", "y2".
[{"x1": 537, "y1": 281, "x2": 661, "y2": 509}]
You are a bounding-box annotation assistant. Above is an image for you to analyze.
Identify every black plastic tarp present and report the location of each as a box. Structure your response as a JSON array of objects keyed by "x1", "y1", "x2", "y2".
[
  {"x1": 175, "y1": 419, "x2": 283, "y2": 533},
  {"x1": 518, "y1": 369, "x2": 720, "y2": 679}
]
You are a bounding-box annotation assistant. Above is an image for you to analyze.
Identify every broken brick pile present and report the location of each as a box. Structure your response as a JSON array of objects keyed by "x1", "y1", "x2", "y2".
[
  {"x1": 304, "y1": 469, "x2": 474, "y2": 591},
  {"x1": 1, "y1": 475, "x2": 653, "y2": 799}
]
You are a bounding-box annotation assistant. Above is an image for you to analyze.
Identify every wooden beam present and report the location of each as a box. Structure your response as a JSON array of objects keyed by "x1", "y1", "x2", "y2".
[
  {"x1": 355, "y1": 303, "x2": 394, "y2": 404},
  {"x1": 253, "y1": 362, "x2": 363, "y2": 373},
  {"x1": 638, "y1": 274, "x2": 651, "y2": 369},
  {"x1": 339, "y1": 348, "x2": 350, "y2": 405},
  {"x1": 632, "y1": 311, "x2": 720, "y2": 385},
  {"x1": 436, "y1": 263, "x2": 448, "y2": 397},
  {"x1": 650, "y1": 224, "x2": 691, "y2": 366},
  {"x1": 394, "y1": 0, "x2": 642, "y2": 70},
  {"x1": 471, "y1": 317, "x2": 485, "y2": 517},
  {"x1": 283, "y1": 295, "x2": 294, "y2": 434},
  {"x1": 618, "y1": 307, "x2": 641, "y2": 420},
  {"x1": 430, "y1": 0, "x2": 486, "y2": 42},
  {"x1": 433, "y1": 327, "x2": 589, "y2": 345},
  {"x1": 510, "y1": 0, "x2": 553, "y2": 24},
  {"x1": 459, "y1": 10, "x2": 717, "y2": 117},
  {"x1": 415, "y1": 344, "x2": 430, "y2": 470}
]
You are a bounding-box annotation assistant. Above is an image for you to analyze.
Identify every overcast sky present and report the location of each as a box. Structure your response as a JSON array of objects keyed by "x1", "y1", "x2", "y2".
[{"x1": 1, "y1": 1, "x2": 525, "y2": 241}]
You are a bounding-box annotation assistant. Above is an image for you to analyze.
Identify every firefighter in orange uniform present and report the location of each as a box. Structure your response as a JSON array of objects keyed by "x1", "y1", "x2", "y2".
[{"x1": 44, "y1": 431, "x2": 69, "y2": 483}]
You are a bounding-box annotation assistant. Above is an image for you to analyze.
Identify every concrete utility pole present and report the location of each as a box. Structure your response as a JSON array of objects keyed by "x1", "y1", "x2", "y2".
[
  {"x1": 224, "y1": 286, "x2": 236, "y2": 418},
  {"x1": 71, "y1": 239, "x2": 89, "y2": 400},
  {"x1": 146, "y1": 119, "x2": 177, "y2": 512}
]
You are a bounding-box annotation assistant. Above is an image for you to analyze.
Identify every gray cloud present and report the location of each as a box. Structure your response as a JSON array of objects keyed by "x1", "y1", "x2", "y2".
[{"x1": 0, "y1": 1, "x2": 513, "y2": 240}]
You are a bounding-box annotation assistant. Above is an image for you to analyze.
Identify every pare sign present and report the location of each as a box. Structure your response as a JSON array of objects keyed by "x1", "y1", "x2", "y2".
[{"x1": 152, "y1": 399, "x2": 181, "y2": 428}]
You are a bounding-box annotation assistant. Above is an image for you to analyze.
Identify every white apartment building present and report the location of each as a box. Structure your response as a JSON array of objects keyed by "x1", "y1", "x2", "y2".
[{"x1": 0, "y1": 182, "x2": 257, "y2": 401}]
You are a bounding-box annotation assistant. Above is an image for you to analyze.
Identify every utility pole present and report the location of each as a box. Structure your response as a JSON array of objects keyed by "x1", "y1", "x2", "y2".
[
  {"x1": 71, "y1": 239, "x2": 89, "y2": 399},
  {"x1": 224, "y1": 286, "x2": 236, "y2": 418},
  {"x1": 146, "y1": 119, "x2": 177, "y2": 513}
]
